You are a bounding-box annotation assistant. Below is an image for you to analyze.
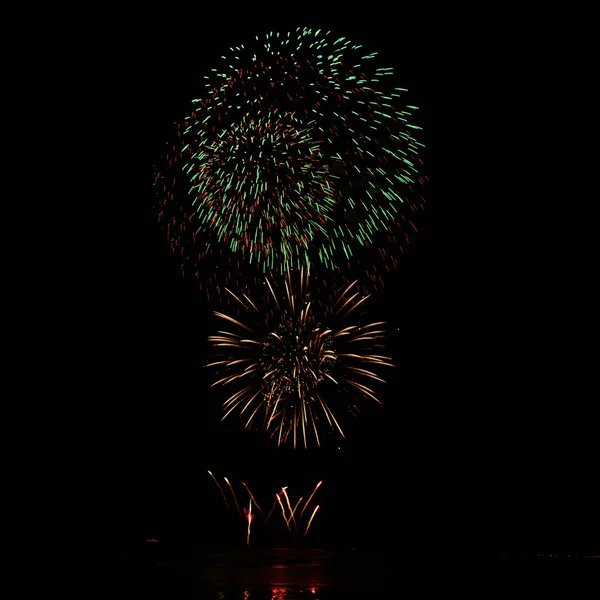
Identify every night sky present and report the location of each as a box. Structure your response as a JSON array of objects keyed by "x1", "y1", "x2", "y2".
[{"x1": 88, "y1": 10, "x2": 597, "y2": 558}]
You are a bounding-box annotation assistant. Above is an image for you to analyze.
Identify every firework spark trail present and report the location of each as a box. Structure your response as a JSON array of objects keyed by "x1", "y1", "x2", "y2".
[
  {"x1": 224, "y1": 477, "x2": 243, "y2": 516},
  {"x1": 241, "y1": 481, "x2": 263, "y2": 515},
  {"x1": 281, "y1": 487, "x2": 294, "y2": 527},
  {"x1": 304, "y1": 505, "x2": 320, "y2": 537},
  {"x1": 209, "y1": 474, "x2": 325, "y2": 542},
  {"x1": 300, "y1": 481, "x2": 322, "y2": 518},
  {"x1": 245, "y1": 500, "x2": 254, "y2": 545},
  {"x1": 208, "y1": 470, "x2": 230, "y2": 510},
  {"x1": 154, "y1": 27, "x2": 427, "y2": 301},
  {"x1": 265, "y1": 494, "x2": 279, "y2": 523},
  {"x1": 276, "y1": 493, "x2": 293, "y2": 533},
  {"x1": 288, "y1": 497, "x2": 303, "y2": 529},
  {"x1": 206, "y1": 265, "x2": 394, "y2": 447}
]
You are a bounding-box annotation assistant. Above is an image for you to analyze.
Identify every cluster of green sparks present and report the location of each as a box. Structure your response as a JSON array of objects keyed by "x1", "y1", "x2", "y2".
[
  {"x1": 154, "y1": 27, "x2": 427, "y2": 301},
  {"x1": 205, "y1": 266, "x2": 394, "y2": 448}
]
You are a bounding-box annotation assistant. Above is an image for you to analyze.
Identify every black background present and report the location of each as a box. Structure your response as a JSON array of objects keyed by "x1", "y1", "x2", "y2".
[{"x1": 72, "y1": 8, "x2": 596, "y2": 557}]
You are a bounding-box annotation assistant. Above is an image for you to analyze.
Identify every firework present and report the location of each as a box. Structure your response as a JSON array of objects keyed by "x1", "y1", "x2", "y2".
[
  {"x1": 241, "y1": 480, "x2": 263, "y2": 515},
  {"x1": 205, "y1": 265, "x2": 394, "y2": 447},
  {"x1": 281, "y1": 487, "x2": 296, "y2": 527},
  {"x1": 208, "y1": 470, "x2": 230, "y2": 511},
  {"x1": 304, "y1": 505, "x2": 320, "y2": 537},
  {"x1": 276, "y1": 493, "x2": 293, "y2": 533},
  {"x1": 289, "y1": 497, "x2": 303, "y2": 528},
  {"x1": 224, "y1": 476, "x2": 243, "y2": 515},
  {"x1": 300, "y1": 481, "x2": 322, "y2": 518},
  {"x1": 208, "y1": 473, "x2": 323, "y2": 543},
  {"x1": 244, "y1": 500, "x2": 254, "y2": 545},
  {"x1": 275, "y1": 485, "x2": 321, "y2": 539},
  {"x1": 265, "y1": 495, "x2": 279, "y2": 523},
  {"x1": 154, "y1": 27, "x2": 427, "y2": 300}
]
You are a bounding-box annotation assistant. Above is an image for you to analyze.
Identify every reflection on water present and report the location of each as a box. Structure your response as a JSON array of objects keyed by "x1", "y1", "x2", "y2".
[
  {"x1": 191, "y1": 547, "x2": 384, "y2": 588},
  {"x1": 202, "y1": 582, "x2": 370, "y2": 599},
  {"x1": 238, "y1": 586, "x2": 319, "y2": 599},
  {"x1": 129, "y1": 546, "x2": 387, "y2": 598}
]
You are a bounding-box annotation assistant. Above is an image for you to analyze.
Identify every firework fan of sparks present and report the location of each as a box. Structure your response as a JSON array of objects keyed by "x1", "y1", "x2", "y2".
[
  {"x1": 205, "y1": 265, "x2": 394, "y2": 448},
  {"x1": 208, "y1": 472, "x2": 323, "y2": 543},
  {"x1": 154, "y1": 27, "x2": 427, "y2": 301}
]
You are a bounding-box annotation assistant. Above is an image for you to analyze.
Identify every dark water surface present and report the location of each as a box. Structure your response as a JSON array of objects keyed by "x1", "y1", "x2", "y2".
[
  {"x1": 115, "y1": 546, "x2": 394, "y2": 598},
  {"x1": 112, "y1": 544, "x2": 599, "y2": 598}
]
